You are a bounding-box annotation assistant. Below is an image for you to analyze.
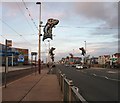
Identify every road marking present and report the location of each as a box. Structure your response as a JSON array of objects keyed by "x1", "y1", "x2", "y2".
[
  {"x1": 107, "y1": 71, "x2": 117, "y2": 74},
  {"x1": 91, "y1": 74, "x2": 120, "y2": 82},
  {"x1": 93, "y1": 74, "x2": 96, "y2": 76},
  {"x1": 76, "y1": 69, "x2": 120, "y2": 82},
  {"x1": 99, "y1": 76, "x2": 120, "y2": 82},
  {"x1": 99, "y1": 76, "x2": 120, "y2": 81},
  {"x1": 106, "y1": 78, "x2": 120, "y2": 82},
  {"x1": 104, "y1": 76, "x2": 109, "y2": 79}
]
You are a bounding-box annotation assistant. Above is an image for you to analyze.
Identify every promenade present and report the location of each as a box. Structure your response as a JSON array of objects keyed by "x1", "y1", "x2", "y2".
[{"x1": 2, "y1": 68, "x2": 63, "y2": 102}]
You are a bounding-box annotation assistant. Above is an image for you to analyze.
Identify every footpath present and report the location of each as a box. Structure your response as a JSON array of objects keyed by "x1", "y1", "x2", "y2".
[{"x1": 2, "y1": 68, "x2": 63, "y2": 102}]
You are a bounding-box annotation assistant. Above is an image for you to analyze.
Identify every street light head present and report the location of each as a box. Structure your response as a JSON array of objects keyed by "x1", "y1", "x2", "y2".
[
  {"x1": 40, "y1": 34, "x2": 42, "y2": 36},
  {"x1": 40, "y1": 21, "x2": 43, "y2": 24},
  {"x1": 36, "y1": 2, "x2": 41, "y2": 4}
]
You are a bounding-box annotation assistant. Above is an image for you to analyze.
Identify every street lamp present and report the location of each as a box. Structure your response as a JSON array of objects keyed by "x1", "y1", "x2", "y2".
[
  {"x1": 84, "y1": 41, "x2": 87, "y2": 64},
  {"x1": 36, "y1": 2, "x2": 42, "y2": 74},
  {"x1": 48, "y1": 40, "x2": 50, "y2": 63},
  {"x1": 84, "y1": 41, "x2": 86, "y2": 53}
]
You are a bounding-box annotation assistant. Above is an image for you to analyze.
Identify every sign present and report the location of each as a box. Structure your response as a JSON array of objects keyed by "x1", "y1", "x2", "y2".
[
  {"x1": 18, "y1": 54, "x2": 24, "y2": 62},
  {"x1": 110, "y1": 58, "x2": 117, "y2": 62},
  {"x1": 31, "y1": 52, "x2": 37, "y2": 55},
  {"x1": 6, "y1": 40, "x2": 12, "y2": 47}
]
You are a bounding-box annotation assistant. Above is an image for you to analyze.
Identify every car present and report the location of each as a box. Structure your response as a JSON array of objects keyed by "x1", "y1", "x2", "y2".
[
  {"x1": 76, "y1": 64, "x2": 83, "y2": 69},
  {"x1": 65, "y1": 64, "x2": 69, "y2": 67},
  {"x1": 71, "y1": 64, "x2": 76, "y2": 67}
]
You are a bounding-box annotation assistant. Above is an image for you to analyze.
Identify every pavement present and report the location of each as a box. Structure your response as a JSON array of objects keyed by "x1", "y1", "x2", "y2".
[{"x1": 2, "y1": 68, "x2": 63, "y2": 102}]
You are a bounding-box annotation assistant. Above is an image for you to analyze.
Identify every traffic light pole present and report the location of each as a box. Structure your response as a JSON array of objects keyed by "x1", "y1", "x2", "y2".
[{"x1": 36, "y1": 2, "x2": 41, "y2": 74}]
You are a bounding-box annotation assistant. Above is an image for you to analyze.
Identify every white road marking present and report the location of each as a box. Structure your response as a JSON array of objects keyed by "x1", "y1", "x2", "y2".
[
  {"x1": 76, "y1": 69, "x2": 120, "y2": 82},
  {"x1": 107, "y1": 71, "x2": 117, "y2": 74},
  {"x1": 104, "y1": 76, "x2": 109, "y2": 79},
  {"x1": 91, "y1": 74, "x2": 120, "y2": 82},
  {"x1": 93, "y1": 74, "x2": 96, "y2": 76},
  {"x1": 107, "y1": 78, "x2": 120, "y2": 82}
]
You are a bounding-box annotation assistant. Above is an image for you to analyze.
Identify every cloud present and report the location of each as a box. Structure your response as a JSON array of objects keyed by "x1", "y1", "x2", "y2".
[
  {"x1": 90, "y1": 28, "x2": 118, "y2": 36},
  {"x1": 73, "y1": 2, "x2": 118, "y2": 28},
  {"x1": 91, "y1": 47, "x2": 117, "y2": 56},
  {"x1": 88, "y1": 40, "x2": 118, "y2": 48},
  {"x1": 87, "y1": 41, "x2": 118, "y2": 55}
]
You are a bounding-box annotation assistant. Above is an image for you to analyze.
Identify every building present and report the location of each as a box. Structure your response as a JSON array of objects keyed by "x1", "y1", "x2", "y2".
[
  {"x1": 65, "y1": 57, "x2": 82, "y2": 65},
  {"x1": 98, "y1": 55, "x2": 110, "y2": 65},
  {"x1": 98, "y1": 53, "x2": 120, "y2": 68},
  {"x1": 111, "y1": 53, "x2": 120, "y2": 63},
  {"x1": 0, "y1": 43, "x2": 29, "y2": 66}
]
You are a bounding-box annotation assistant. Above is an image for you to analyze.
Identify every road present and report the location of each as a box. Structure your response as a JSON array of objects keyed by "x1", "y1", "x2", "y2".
[
  {"x1": 0, "y1": 66, "x2": 37, "y2": 86},
  {"x1": 57, "y1": 65, "x2": 120, "y2": 102}
]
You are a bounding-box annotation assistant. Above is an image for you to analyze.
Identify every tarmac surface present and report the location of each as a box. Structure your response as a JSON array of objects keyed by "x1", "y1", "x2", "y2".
[{"x1": 2, "y1": 68, "x2": 63, "y2": 102}]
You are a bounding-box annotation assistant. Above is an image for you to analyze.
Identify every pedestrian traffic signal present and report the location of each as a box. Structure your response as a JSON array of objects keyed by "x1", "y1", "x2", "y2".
[
  {"x1": 43, "y1": 18, "x2": 59, "y2": 41},
  {"x1": 79, "y1": 47, "x2": 86, "y2": 56},
  {"x1": 69, "y1": 53, "x2": 73, "y2": 58}
]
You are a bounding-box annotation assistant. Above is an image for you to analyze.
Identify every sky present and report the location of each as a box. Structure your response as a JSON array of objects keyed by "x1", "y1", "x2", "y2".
[{"x1": 0, "y1": 0, "x2": 119, "y2": 62}]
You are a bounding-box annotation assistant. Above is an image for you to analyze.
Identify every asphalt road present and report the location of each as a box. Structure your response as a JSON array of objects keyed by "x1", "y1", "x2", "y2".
[
  {"x1": 57, "y1": 65, "x2": 120, "y2": 102},
  {"x1": 0, "y1": 67, "x2": 37, "y2": 86}
]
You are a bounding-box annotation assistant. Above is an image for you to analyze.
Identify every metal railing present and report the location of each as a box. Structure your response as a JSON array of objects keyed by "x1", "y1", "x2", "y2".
[{"x1": 56, "y1": 69, "x2": 88, "y2": 103}]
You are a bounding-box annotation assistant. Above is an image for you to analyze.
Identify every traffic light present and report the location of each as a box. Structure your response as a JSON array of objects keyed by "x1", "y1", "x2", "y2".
[
  {"x1": 49, "y1": 47, "x2": 56, "y2": 62},
  {"x1": 69, "y1": 53, "x2": 73, "y2": 58},
  {"x1": 79, "y1": 47, "x2": 86, "y2": 56},
  {"x1": 51, "y1": 55, "x2": 54, "y2": 62},
  {"x1": 43, "y1": 18, "x2": 59, "y2": 41},
  {"x1": 49, "y1": 47, "x2": 55, "y2": 56}
]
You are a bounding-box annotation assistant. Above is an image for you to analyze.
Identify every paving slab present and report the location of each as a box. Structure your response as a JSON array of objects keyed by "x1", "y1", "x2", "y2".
[
  {"x1": 2, "y1": 69, "x2": 62, "y2": 102},
  {"x1": 23, "y1": 74, "x2": 62, "y2": 101}
]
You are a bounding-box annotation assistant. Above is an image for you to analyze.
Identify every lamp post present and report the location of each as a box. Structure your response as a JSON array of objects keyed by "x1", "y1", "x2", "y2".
[
  {"x1": 36, "y1": 2, "x2": 42, "y2": 74},
  {"x1": 84, "y1": 41, "x2": 87, "y2": 64},
  {"x1": 84, "y1": 41, "x2": 86, "y2": 53},
  {"x1": 48, "y1": 40, "x2": 50, "y2": 63}
]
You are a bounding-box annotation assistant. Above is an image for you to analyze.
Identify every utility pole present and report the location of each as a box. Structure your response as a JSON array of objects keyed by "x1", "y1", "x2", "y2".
[{"x1": 36, "y1": 2, "x2": 42, "y2": 74}]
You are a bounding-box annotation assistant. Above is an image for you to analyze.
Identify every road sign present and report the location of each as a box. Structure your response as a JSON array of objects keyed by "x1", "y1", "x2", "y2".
[
  {"x1": 110, "y1": 58, "x2": 117, "y2": 62},
  {"x1": 6, "y1": 40, "x2": 12, "y2": 47}
]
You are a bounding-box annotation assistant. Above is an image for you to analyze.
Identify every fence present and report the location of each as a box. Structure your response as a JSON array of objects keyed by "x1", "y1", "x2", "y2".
[{"x1": 56, "y1": 69, "x2": 88, "y2": 103}]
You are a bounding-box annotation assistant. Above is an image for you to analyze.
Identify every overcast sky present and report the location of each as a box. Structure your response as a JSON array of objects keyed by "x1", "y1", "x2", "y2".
[{"x1": 0, "y1": 1, "x2": 118, "y2": 62}]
